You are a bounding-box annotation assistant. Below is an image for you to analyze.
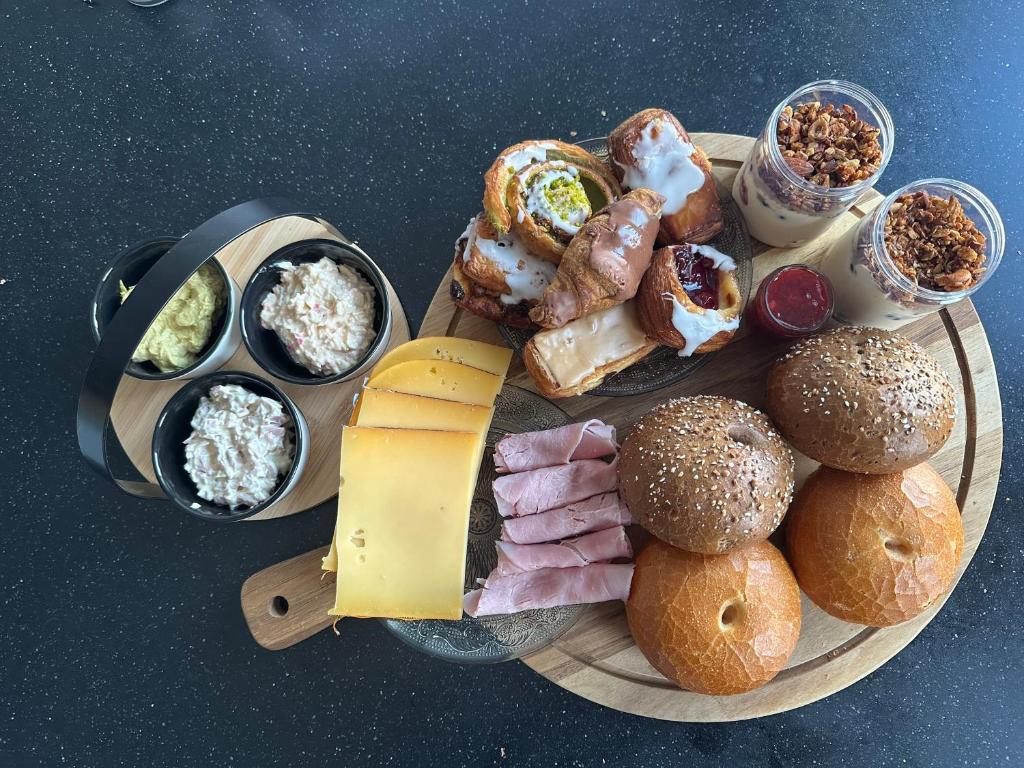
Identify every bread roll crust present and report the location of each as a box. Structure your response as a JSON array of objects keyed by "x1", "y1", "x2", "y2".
[
  {"x1": 620, "y1": 396, "x2": 795, "y2": 554},
  {"x1": 785, "y1": 463, "x2": 964, "y2": 627},
  {"x1": 627, "y1": 538, "x2": 801, "y2": 695},
  {"x1": 767, "y1": 327, "x2": 956, "y2": 474}
]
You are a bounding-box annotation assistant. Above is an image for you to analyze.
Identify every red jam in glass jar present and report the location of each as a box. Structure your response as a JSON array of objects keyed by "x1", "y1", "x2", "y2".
[{"x1": 749, "y1": 265, "x2": 834, "y2": 339}]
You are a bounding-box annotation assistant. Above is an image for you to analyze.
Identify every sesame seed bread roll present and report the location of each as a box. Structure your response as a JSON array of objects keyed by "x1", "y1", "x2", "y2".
[
  {"x1": 767, "y1": 327, "x2": 956, "y2": 474},
  {"x1": 619, "y1": 396, "x2": 795, "y2": 554}
]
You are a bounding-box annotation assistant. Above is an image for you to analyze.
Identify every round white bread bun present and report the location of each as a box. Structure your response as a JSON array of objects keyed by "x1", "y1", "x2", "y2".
[
  {"x1": 767, "y1": 326, "x2": 956, "y2": 474},
  {"x1": 785, "y1": 462, "x2": 963, "y2": 627},
  {"x1": 619, "y1": 396, "x2": 795, "y2": 554},
  {"x1": 626, "y1": 538, "x2": 802, "y2": 696}
]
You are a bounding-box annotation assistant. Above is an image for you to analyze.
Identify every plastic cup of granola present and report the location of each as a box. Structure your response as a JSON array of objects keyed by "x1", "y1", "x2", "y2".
[
  {"x1": 819, "y1": 178, "x2": 1004, "y2": 329},
  {"x1": 732, "y1": 80, "x2": 894, "y2": 248}
]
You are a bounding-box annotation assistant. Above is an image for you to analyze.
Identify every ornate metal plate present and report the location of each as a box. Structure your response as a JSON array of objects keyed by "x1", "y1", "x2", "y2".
[
  {"x1": 498, "y1": 136, "x2": 754, "y2": 397},
  {"x1": 383, "y1": 386, "x2": 585, "y2": 663}
]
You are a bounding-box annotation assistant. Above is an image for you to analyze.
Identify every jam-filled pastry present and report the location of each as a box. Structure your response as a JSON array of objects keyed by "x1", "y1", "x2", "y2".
[
  {"x1": 450, "y1": 218, "x2": 551, "y2": 329},
  {"x1": 482, "y1": 140, "x2": 621, "y2": 263},
  {"x1": 608, "y1": 109, "x2": 724, "y2": 245},
  {"x1": 635, "y1": 244, "x2": 742, "y2": 355},
  {"x1": 529, "y1": 188, "x2": 664, "y2": 330}
]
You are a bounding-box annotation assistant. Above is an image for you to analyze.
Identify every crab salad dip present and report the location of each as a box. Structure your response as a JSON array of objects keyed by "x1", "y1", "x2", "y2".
[
  {"x1": 184, "y1": 384, "x2": 295, "y2": 509},
  {"x1": 259, "y1": 257, "x2": 377, "y2": 376}
]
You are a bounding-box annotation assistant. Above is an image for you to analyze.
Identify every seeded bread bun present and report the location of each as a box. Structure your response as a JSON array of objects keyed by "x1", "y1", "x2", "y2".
[
  {"x1": 767, "y1": 327, "x2": 956, "y2": 474},
  {"x1": 627, "y1": 538, "x2": 802, "y2": 695},
  {"x1": 619, "y1": 396, "x2": 795, "y2": 554},
  {"x1": 785, "y1": 463, "x2": 963, "y2": 627}
]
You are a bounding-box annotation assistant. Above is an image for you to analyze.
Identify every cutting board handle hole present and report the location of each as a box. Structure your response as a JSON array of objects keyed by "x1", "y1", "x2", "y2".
[{"x1": 269, "y1": 595, "x2": 290, "y2": 617}]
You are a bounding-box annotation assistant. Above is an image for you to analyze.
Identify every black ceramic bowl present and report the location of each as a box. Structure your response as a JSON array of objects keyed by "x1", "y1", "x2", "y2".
[
  {"x1": 240, "y1": 239, "x2": 393, "y2": 385},
  {"x1": 91, "y1": 238, "x2": 240, "y2": 381},
  {"x1": 151, "y1": 371, "x2": 310, "y2": 522}
]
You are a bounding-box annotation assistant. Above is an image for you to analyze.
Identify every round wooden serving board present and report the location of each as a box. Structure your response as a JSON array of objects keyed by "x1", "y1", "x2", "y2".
[
  {"x1": 109, "y1": 216, "x2": 411, "y2": 521},
  {"x1": 239, "y1": 133, "x2": 1001, "y2": 720}
]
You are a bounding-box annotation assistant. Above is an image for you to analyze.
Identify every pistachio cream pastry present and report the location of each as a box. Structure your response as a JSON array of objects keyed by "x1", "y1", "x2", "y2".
[
  {"x1": 482, "y1": 139, "x2": 621, "y2": 262},
  {"x1": 119, "y1": 263, "x2": 226, "y2": 373}
]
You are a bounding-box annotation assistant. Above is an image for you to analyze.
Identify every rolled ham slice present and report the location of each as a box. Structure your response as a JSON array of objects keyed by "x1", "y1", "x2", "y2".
[
  {"x1": 494, "y1": 526, "x2": 632, "y2": 576},
  {"x1": 464, "y1": 563, "x2": 635, "y2": 617},
  {"x1": 501, "y1": 492, "x2": 634, "y2": 544},
  {"x1": 493, "y1": 457, "x2": 619, "y2": 518},
  {"x1": 494, "y1": 420, "x2": 618, "y2": 473}
]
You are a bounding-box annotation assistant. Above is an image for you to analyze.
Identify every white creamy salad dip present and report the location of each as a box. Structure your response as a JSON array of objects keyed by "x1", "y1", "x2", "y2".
[
  {"x1": 260, "y1": 257, "x2": 377, "y2": 376},
  {"x1": 184, "y1": 384, "x2": 295, "y2": 509}
]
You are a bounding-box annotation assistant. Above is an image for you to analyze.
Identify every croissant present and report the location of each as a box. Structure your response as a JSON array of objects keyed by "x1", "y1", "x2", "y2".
[
  {"x1": 482, "y1": 140, "x2": 621, "y2": 263},
  {"x1": 608, "y1": 109, "x2": 724, "y2": 245},
  {"x1": 529, "y1": 188, "x2": 664, "y2": 330},
  {"x1": 635, "y1": 243, "x2": 742, "y2": 355}
]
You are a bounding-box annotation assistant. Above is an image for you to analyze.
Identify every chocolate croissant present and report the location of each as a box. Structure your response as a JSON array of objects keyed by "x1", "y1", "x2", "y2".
[
  {"x1": 529, "y1": 188, "x2": 664, "y2": 330},
  {"x1": 635, "y1": 244, "x2": 742, "y2": 355},
  {"x1": 482, "y1": 140, "x2": 621, "y2": 263},
  {"x1": 608, "y1": 109, "x2": 724, "y2": 245}
]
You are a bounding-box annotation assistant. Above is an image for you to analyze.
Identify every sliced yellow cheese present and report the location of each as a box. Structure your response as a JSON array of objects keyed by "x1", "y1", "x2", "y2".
[
  {"x1": 367, "y1": 359, "x2": 502, "y2": 406},
  {"x1": 332, "y1": 427, "x2": 479, "y2": 620},
  {"x1": 322, "y1": 390, "x2": 494, "y2": 573},
  {"x1": 371, "y1": 337, "x2": 512, "y2": 378}
]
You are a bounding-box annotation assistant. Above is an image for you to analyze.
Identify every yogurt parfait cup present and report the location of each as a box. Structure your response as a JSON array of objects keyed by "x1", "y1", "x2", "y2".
[
  {"x1": 732, "y1": 80, "x2": 894, "y2": 248},
  {"x1": 820, "y1": 178, "x2": 1004, "y2": 329},
  {"x1": 152, "y1": 370, "x2": 310, "y2": 522},
  {"x1": 241, "y1": 239, "x2": 393, "y2": 385},
  {"x1": 91, "y1": 238, "x2": 242, "y2": 381}
]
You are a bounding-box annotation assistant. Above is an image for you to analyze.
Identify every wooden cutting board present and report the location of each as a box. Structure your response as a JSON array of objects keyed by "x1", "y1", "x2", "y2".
[{"x1": 240, "y1": 133, "x2": 1002, "y2": 720}]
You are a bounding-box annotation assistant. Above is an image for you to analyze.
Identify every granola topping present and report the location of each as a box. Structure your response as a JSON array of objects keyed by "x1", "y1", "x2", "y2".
[
  {"x1": 883, "y1": 191, "x2": 987, "y2": 292},
  {"x1": 776, "y1": 102, "x2": 882, "y2": 188}
]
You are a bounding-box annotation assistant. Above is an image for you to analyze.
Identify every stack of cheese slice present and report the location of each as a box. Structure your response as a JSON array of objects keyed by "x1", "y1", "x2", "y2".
[{"x1": 325, "y1": 337, "x2": 512, "y2": 620}]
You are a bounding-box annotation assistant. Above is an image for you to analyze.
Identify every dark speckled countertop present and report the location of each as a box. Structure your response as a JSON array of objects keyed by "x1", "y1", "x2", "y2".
[{"x1": 2, "y1": 1, "x2": 1022, "y2": 766}]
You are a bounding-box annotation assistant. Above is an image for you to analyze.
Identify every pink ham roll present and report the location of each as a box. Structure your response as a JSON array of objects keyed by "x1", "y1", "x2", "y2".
[
  {"x1": 494, "y1": 420, "x2": 618, "y2": 473},
  {"x1": 493, "y1": 457, "x2": 619, "y2": 518},
  {"x1": 501, "y1": 493, "x2": 633, "y2": 544},
  {"x1": 463, "y1": 563, "x2": 635, "y2": 617},
  {"x1": 494, "y1": 526, "x2": 632, "y2": 576},
  {"x1": 501, "y1": 495, "x2": 634, "y2": 544}
]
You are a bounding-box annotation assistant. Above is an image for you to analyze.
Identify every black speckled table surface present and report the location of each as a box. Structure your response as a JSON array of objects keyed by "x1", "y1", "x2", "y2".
[{"x1": 2, "y1": 1, "x2": 1022, "y2": 765}]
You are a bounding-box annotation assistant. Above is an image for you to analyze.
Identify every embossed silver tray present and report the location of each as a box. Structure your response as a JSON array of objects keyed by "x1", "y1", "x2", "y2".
[
  {"x1": 498, "y1": 136, "x2": 754, "y2": 397},
  {"x1": 382, "y1": 386, "x2": 585, "y2": 663}
]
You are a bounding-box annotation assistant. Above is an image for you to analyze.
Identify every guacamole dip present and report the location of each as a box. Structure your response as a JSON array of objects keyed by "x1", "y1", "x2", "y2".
[{"x1": 119, "y1": 263, "x2": 226, "y2": 373}]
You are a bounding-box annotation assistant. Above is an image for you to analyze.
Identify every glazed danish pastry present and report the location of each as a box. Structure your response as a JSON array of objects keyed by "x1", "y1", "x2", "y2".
[
  {"x1": 608, "y1": 109, "x2": 724, "y2": 245},
  {"x1": 635, "y1": 244, "x2": 742, "y2": 355},
  {"x1": 482, "y1": 140, "x2": 621, "y2": 263},
  {"x1": 450, "y1": 217, "x2": 553, "y2": 329}
]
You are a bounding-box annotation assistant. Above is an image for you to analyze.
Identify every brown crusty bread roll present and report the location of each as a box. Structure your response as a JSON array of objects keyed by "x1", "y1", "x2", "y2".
[
  {"x1": 785, "y1": 463, "x2": 963, "y2": 627},
  {"x1": 766, "y1": 327, "x2": 956, "y2": 474},
  {"x1": 627, "y1": 538, "x2": 801, "y2": 695},
  {"x1": 619, "y1": 396, "x2": 795, "y2": 554}
]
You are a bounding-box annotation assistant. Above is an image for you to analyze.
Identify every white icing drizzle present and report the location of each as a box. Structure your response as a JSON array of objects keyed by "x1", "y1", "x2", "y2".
[
  {"x1": 501, "y1": 142, "x2": 558, "y2": 174},
  {"x1": 522, "y1": 166, "x2": 589, "y2": 236},
  {"x1": 620, "y1": 120, "x2": 704, "y2": 215},
  {"x1": 692, "y1": 244, "x2": 737, "y2": 271},
  {"x1": 667, "y1": 293, "x2": 740, "y2": 357},
  {"x1": 459, "y1": 216, "x2": 555, "y2": 305}
]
